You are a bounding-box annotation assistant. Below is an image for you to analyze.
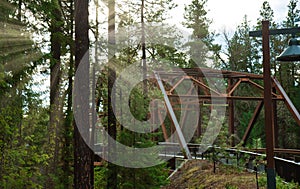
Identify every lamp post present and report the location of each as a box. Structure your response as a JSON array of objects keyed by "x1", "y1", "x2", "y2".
[
  {"x1": 250, "y1": 21, "x2": 300, "y2": 189},
  {"x1": 261, "y1": 20, "x2": 276, "y2": 189}
]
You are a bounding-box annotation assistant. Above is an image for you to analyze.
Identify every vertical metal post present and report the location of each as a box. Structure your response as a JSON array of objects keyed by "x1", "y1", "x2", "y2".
[
  {"x1": 197, "y1": 79, "x2": 202, "y2": 137},
  {"x1": 228, "y1": 78, "x2": 235, "y2": 146},
  {"x1": 273, "y1": 87, "x2": 279, "y2": 148},
  {"x1": 262, "y1": 20, "x2": 276, "y2": 189},
  {"x1": 197, "y1": 106, "x2": 202, "y2": 137}
]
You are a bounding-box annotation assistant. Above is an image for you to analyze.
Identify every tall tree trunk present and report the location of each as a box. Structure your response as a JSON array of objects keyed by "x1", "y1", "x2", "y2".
[
  {"x1": 18, "y1": 0, "x2": 22, "y2": 21},
  {"x1": 141, "y1": 0, "x2": 147, "y2": 96},
  {"x1": 107, "y1": 68, "x2": 117, "y2": 189},
  {"x1": 107, "y1": 0, "x2": 117, "y2": 188},
  {"x1": 17, "y1": 0, "x2": 23, "y2": 145},
  {"x1": 48, "y1": 0, "x2": 63, "y2": 187},
  {"x1": 62, "y1": 1, "x2": 74, "y2": 188},
  {"x1": 74, "y1": 0, "x2": 94, "y2": 188}
]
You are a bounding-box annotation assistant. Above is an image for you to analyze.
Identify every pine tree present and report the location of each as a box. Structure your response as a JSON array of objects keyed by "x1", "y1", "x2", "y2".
[
  {"x1": 94, "y1": 0, "x2": 175, "y2": 187},
  {"x1": 279, "y1": 0, "x2": 300, "y2": 92},
  {"x1": 182, "y1": 0, "x2": 220, "y2": 67},
  {"x1": 255, "y1": 1, "x2": 282, "y2": 74},
  {"x1": 222, "y1": 16, "x2": 258, "y2": 73},
  {"x1": 277, "y1": 0, "x2": 300, "y2": 148},
  {"x1": 116, "y1": 0, "x2": 186, "y2": 68},
  {"x1": 74, "y1": 0, "x2": 94, "y2": 188},
  {"x1": 221, "y1": 14, "x2": 265, "y2": 147},
  {"x1": 0, "y1": 0, "x2": 48, "y2": 188}
]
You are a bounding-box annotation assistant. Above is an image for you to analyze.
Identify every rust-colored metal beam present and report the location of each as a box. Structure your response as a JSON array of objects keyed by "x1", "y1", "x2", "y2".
[
  {"x1": 169, "y1": 77, "x2": 185, "y2": 94},
  {"x1": 273, "y1": 86, "x2": 279, "y2": 148},
  {"x1": 191, "y1": 77, "x2": 221, "y2": 95},
  {"x1": 228, "y1": 78, "x2": 235, "y2": 146},
  {"x1": 198, "y1": 77, "x2": 210, "y2": 95},
  {"x1": 179, "y1": 104, "x2": 189, "y2": 129},
  {"x1": 262, "y1": 20, "x2": 276, "y2": 189},
  {"x1": 205, "y1": 77, "x2": 225, "y2": 93},
  {"x1": 241, "y1": 101, "x2": 264, "y2": 145},
  {"x1": 273, "y1": 77, "x2": 300, "y2": 126},
  {"x1": 197, "y1": 106, "x2": 202, "y2": 137},
  {"x1": 158, "y1": 67, "x2": 264, "y2": 79},
  {"x1": 248, "y1": 79, "x2": 279, "y2": 97},
  {"x1": 157, "y1": 110, "x2": 169, "y2": 142},
  {"x1": 168, "y1": 94, "x2": 283, "y2": 101},
  {"x1": 227, "y1": 78, "x2": 279, "y2": 98},
  {"x1": 250, "y1": 148, "x2": 300, "y2": 155},
  {"x1": 187, "y1": 81, "x2": 197, "y2": 95},
  {"x1": 228, "y1": 78, "x2": 242, "y2": 96}
]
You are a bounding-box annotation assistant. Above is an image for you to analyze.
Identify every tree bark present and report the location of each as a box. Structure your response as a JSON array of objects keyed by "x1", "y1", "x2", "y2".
[
  {"x1": 61, "y1": 1, "x2": 74, "y2": 188},
  {"x1": 47, "y1": 0, "x2": 63, "y2": 187},
  {"x1": 107, "y1": 0, "x2": 118, "y2": 188},
  {"x1": 74, "y1": 0, "x2": 94, "y2": 188},
  {"x1": 107, "y1": 68, "x2": 117, "y2": 189}
]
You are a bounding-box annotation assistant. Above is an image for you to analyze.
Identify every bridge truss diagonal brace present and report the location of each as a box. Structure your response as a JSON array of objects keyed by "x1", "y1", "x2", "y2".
[
  {"x1": 154, "y1": 71, "x2": 193, "y2": 160},
  {"x1": 273, "y1": 78, "x2": 300, "y2": 126}
]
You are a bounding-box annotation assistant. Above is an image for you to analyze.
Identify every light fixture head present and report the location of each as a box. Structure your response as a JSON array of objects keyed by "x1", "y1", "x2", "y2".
[{"x1": 276, "y1": 38, "x2": 300, "y2": 62}]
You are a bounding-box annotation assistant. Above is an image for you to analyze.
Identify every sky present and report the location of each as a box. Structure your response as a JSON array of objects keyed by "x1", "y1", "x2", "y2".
[{"x1": 169, "y1": 0, "x2": 300, "y2": 34}]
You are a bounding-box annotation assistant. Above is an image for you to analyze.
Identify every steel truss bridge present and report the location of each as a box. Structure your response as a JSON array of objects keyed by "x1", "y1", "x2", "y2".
[
  {"x1": 95, "y1": 67, "x2": 300, "y2": 183},
  {"x1": 153, "y1": 68, "x2": 300, "y2": 156}
]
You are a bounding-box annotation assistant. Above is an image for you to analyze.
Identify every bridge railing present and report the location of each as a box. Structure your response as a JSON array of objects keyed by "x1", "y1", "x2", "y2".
[{"x1": 158, "y1": 142, "x2": 300, "y2": 184}]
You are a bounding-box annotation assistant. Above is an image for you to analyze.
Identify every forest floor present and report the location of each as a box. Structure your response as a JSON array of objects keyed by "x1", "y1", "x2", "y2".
[{"x1": 161, "y1": 159, "x2": 261, "y2": 189}]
